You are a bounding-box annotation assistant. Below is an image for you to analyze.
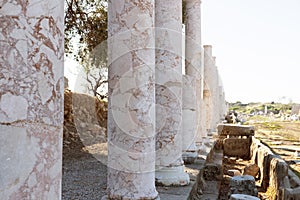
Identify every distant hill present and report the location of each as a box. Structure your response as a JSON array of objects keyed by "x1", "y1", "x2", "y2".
[{"x1": 229, "y1": 101, "x2": 293, "y2": 115}]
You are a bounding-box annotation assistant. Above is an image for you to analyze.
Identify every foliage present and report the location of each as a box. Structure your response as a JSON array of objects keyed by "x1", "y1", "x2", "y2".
[
  {"x1": 65, "y1": 0, "x2": 107, "y2": 63},
  {"x1": 65, "y1": 0, "x2": 108, "y2": 98}
]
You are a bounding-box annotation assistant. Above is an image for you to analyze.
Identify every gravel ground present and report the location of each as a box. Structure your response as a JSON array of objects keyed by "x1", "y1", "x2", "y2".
[
  {"x1": 62, "y1": 144, "x2": 107, "y2": 200},
  {"x1": 61, "y1": 141, "x2": 200, "y2": 200}
]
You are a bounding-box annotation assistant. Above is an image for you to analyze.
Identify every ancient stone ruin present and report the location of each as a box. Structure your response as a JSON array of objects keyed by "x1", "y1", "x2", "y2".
[
  {"x1": 188, "y1": 124, "x2": 300, "y2": 199},
  {"x1": 2, "y1": 0, "x2": 299, "y2": 200},
  {"x1": 0, "y1": 0, "x2": 227, "y2": 199}
]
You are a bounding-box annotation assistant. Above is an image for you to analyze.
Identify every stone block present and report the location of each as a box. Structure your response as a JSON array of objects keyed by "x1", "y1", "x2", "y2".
[
  {"x1": 257, "y1": 145, "x2": 273, "y2": 190},
  {"x1": 215, "y1": 138, "x2": 224, "y2": 150},
  {"x1": 223, "y1": 138, "x2": 251, "y2": 159},
  {"x1": 283, "y1": 176, "x2": 291, "y2": 189},
  {"x1": 228, "y1": 170, "x2": 242, "y2": 176},
  {"x1": 229, "y1": 194, "x2": 260, "y2": 200},
  {"x1": 203, "y1": 163, "x2": 222, "y2": 181},
  {"x1": 229, "y1": 175, "x2": 258, "y2": 197},
  {"x1": 203, "y1": 181, "x2": 220, "y2": 194},
  {"x1": 288, "y1": 169, "x2": 300, "y2": 188},
  {"x1": 218, "y1": 124, "x2": 255, "y2": 137},
  {"x1": 250, "y1": 137, "x2": 260, "y2": 163},
  {"x1": 279, "y1": 187, "x2": 300, "y2": 200},
  {"x1": 243, "y1": 163, "x2": 260, "y2": 178},
  {"x1": 269, "y1": 157, "x2": 288, "y2": 190}
]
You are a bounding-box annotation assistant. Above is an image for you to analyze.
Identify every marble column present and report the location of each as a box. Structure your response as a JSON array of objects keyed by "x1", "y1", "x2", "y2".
[
  {"x1": 0, "y1": 1, "x2": 64, "y2": 199},
  {"x1": 155, "y1": 0, "x2": 189, "y2": 186},
  {"x1": 218, "y1": 77, "x2": 227, "y2": 122},
  {"x1": 196, "y1": 86, "x2": 208, "y2": 147},
  {"x1": 211, "y1": 56, "x2": 219, "y2": 132},
  {"x1": 107, "y1": 0, "x2": 158, "y2": 199},
  {"x1": 213, "y1": 62, "x2": 220, "y2": 131},
  {"x1": 200, "y1": 45, "x2": 215, "y2": 155},
  {"x1": 203, "y1": 45, "x2": 219, "y2": 134},
  {"x1": 183, "y1": 0, "x2": 203, "y2": 162},
  {"x1": 203, "y1": 45, "x2": 212, "y2": 133},
  {"x1": 203, "y1": 89, "x2": 212, "y2": 133},
  {"x1": 182, "y1": 75, "x2": 198, "y2": 163}
]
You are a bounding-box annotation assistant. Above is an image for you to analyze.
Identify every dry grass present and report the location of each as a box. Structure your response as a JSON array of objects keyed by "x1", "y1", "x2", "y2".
[
  {"x1": 247, "y1": 117, "x2": 300, "y2": 176},
  {"x1": 265, "y1": 186, "x2": 277, "y2": 200}
]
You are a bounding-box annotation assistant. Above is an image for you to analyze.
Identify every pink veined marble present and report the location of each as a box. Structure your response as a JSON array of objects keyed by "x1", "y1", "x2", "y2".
[
  {"x1": 155, "y1": 0, "x2": 190, "y2": 186},
  {"x1": 183, "y1": 0, "x2": 203, "y2": 161},
  {"x1": 0, "y1": 0, "x2": 64, "y2": 199},
  {"x1": 107, "y1": 0, "x2": 158, "y2": 199},
  {"x1": 203, "y1": 45, "x2": 215, "y2": 131}
]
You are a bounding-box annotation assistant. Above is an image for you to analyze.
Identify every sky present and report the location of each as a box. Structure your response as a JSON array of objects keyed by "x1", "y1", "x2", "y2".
[
  {"x1": 201, "y1": 0, "x2": 300, "y2": 103},
  {"x1": 65, "y1": 0, "x2": 300, "y2": 104}
]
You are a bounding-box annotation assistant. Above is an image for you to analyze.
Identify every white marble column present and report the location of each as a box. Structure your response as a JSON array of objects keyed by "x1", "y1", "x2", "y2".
[
  {"x1": 220, "y1": 85, "x2": 227, "y2": 120},
  {"x1": 155, "y1": 0, "x2": 190, "y2": 186},
  {"x1": 0, "y1": 1, "x2": 64, "y2": 199},
  {"x1": 183, "y1": 0, "x2": 203, "y2": 162},
  {"x1": 107, "y1": 1, "x2": 158, "y2": 199},
  {"x1": 212, "y1": 61, "x2": 220, "y2": 131},
  {"x1": 203, "y1": 46, "x2": 212, "y2": 133},
  {"x1": 218, "y1": 77, "x2": 226, "y2": 122},
  {"x1": 203, "y1": 45, "x2": 219, "y2": 134},
  {"x1": 203, "y1": 89, "x2": 212, "y2": 133},
  {"x1": 182, "y1": 75, "x2": 199, "y2": 163}
]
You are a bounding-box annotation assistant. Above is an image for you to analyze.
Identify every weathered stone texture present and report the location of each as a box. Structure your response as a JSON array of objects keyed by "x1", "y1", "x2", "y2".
[
  {"x1": 218, "y1": 124, "x2": 255, "y2": 137},
  {"x1": 269, "y1": 157, "x2": 289, "y2": 190},
  {"x1": 229, "y1": 175, "x2": 258, "y2": 197},
  {"x1": 182, "y1": 75, "x2": 198, "y2": 163},
  {"x1": 155, "y1": 0, "x2": 189, "y2": 186},
  {"x1": 0, "y1": 0, "x2": 64, "y2": 199},
  {"x1": 107, "y1": 0, "x2": 159, "y2": 199},
  {"x1": 184, "y1": 0, "x2": 203, "y2": 156},
  {"x1": 223, "y1": 138, "x2": 251, "y2": 158},
  {"x1": 280, "y1": 187, "x2": 300, "y2": 200},
  {"x1": 243, "y1": 163, "x2": 260, "y2": 178},
  {"x1": 229, "y1": 194, "x2": 260, "y2": 200}
]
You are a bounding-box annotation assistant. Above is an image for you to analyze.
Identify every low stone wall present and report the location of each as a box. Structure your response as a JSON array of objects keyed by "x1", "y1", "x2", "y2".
[
  {"x1": 218, "y1": 124, "x2": 255, "y2": 159},
  {"x1": 63, "y1": 90, "x2": 107, "y2": 150},
  {"x1": 188, "y1": 141, "x2": 223, "y2": 200},
  {"x1": 251, "y1": 137, "x2": 300, "y2": 199},
  {"x1": 218, "y1": 124, "x2": 300, "y2": 199},
  {"x1": 189, "y1": 124, "x2": 300, "y2": 199}
]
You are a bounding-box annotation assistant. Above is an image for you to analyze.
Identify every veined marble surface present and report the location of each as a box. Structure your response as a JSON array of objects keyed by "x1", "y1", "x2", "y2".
[
  {"x1": 0, "y1": 0, "x2": 64, "y2": 199},
  {"x1": 107, "y1": 0, "x2": 158, "y2": 199},
  {"x1": 155, "y1": 0, "x2": 183, "y2": 168},
  {"x1": 154, "y1": 0, "x2": 189, "y2": 186},
  {"x1": 183, "y1": 0, "x2": 203, "y2": 157}
]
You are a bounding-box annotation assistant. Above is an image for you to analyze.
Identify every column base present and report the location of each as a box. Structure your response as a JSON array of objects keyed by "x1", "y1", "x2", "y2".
[
  {"x1": 101, "y1": 195, "x2": 160, "y2": 200},
  {"x1": 183, "y1": 142, "x2": 198, "y2": 164},
  {"x1": 198, "y1": 140, "x2": 214, "y2": 160},
  {"x1": 182, "y1": 151, "x2": 198, "y2": 164},
  {"x1": 155, "y1": 165, "x2": 190, "y2": 186}
]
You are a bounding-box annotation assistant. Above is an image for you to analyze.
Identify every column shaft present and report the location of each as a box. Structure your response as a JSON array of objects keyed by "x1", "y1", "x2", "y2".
[
  {"x1": 203, "y1": 45, "x2": 214, "y2": 132},
  {"x1": 107, "y1": 0, "x2": 158, "y2": 199},
  {"x1": 183, "y1": 0, "x2": 203, "y2": 162},
  {"x1": 203, "y1": 45, "x2": 219, "y2": 133},
  {"x1": 0, "y1": 0, "x2": 64, "y2": 199},
  {"x1": 155, "y1": 0, "x2": 189, "y2": 186}
]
